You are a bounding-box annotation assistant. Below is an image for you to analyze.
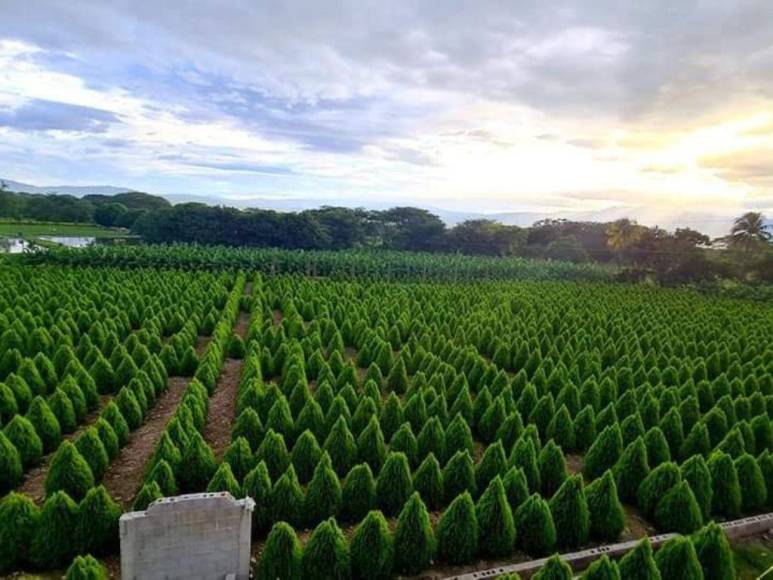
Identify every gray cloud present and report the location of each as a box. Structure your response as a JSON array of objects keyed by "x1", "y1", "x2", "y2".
[{"x1": 0, "y1": 99, "x2": 120, "y2": 133}]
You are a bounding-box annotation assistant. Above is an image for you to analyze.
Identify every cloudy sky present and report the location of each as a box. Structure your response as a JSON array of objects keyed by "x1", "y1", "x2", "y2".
[{"x1": 1, "y1": 0, "x2": 772, "y2": 226}]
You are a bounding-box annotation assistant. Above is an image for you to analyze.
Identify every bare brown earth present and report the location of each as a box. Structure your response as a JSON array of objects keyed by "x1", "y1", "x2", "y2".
[
  {"x1": 195, "y1": 335, "x2": 211, "y2": 356},
  {"x1": 102, "y1": 376, "x2": 189, "y2": 508},
  {"x1": 16, "y1": 394, "x2": 111, "y2": 504},
  {"x1": 565, "y1": 453, "x2": 584, "y2": 475},
  {"x1": 203, "y1": 358, "x2": 243, "y2": 461}
]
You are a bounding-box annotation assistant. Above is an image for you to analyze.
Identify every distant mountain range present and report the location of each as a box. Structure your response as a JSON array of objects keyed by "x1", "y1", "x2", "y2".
[{"x1": 4, "y1": 178, "x2": 767, "y2": 238}]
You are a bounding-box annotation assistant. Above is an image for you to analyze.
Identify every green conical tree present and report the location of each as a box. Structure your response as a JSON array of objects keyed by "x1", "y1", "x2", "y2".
[
  {"x1": 300, "y1": 518, "x2": 350, "y2": 580},
  {"x1": 376, "y1": 452, "x2": 413, "y2": 516},
  {"x1": 414, "y1": 453, "x2": 444, "y2": 510},
  {"x1": 549, "y1": 475, "x2": 589, "y2": 548},
  {"x1": 94, "y1": 417, "x2": 119, "y2": 460},
  {"x1": 735, "y1": 453, "x2": 767, "y2": 513},
  {"x1": 75, "y1": 427, "x2": 110, "y2": 480},
  {"x1": 232, "y1": 408, "x2": 264, "y2": 451},
  {"x1": 513, "y1": 494, "x2": 556, "y2": 556},
  {"x1": 437, "y1": 492, "x2": 478, "y2": 564},
  {"x1": 538, "y1": 439, "x2": 568, "y2": 498},
  {"x1": 133, "y1": 481, "x2": 163, "y2": 510},
  {"x1": 147, "y1": 459, "x2": 178, "y2": 496},
  {"x1": 0, "y1": 431, "x2": 22, "y2": 494},
  {"x1": 26, "y1": 396, "x2": 61, "y2": 453},
  {"x1": 0, "y1": 492, "x2": 40, "y2": 573},
  {"x1": 45, "y1": 440, "x2": 94, "y2": 501},
  {"x1": 393, "y1": 492, "x2": 435, "y2": 575},
  {"x1": 223, "y1": 436, "x2": 254, "y2": 482},
  {"x1": 585, "y1": 470, "x2": 624, "y2": 542},
  {"x1": 614, "y1": 437, "x2": 650, "y2": 502},
  {"x1": 76, "y1": 485, "x2": 121, "y2": 555},
  {"x1": 654, "y1": 536, "x2": 703, "y2": 580},
  {"x1": 580, "y1": 555, "x2": 620, "y2": 580},
  {"x1": 476, "y1": 440, "x2": 508, "y2": 493},
  {"x1": 681, "y1": 455, "x2": 713, "y2": 521},
  {"x1": 207, "y1": 462, "x2": 242, "y2": 497},
  {"x1": 349, "y1": 510, "x2": 393, "y2": 580},
  {"x1": 101, "y1": 402, "x2": 129, "y2": 447},
  {"x1": 707, "y1": 451, "x2": 741, "y2": 518},
  {"x1": 357, "y1": 416, "x2": 387, "y2": 473},
  {"x1": 511, "y1": 436, "x2": 541, "y2": 492},
  {"x1": 584, "y1": 423, "x2": 623, "y2": 481},
  {"x1": 30, "y1": 491, "x2": 78, "y2": 568},
  {"x1": 257, "y1": 522, "x2": 302, "y2": 580},
  {"x1": 305, "y1": 454, "x2": 342, "y2": 525},
  {"x1": 476, "y1": 476, "x2": 516, "y2": 557},
  {"x1": 443, "y1": 450, "x2": 476, "y2": 502},
  {"x1": 178, "y1": 432, "x2": 216, "y2": 492},
  {"x1": 386, "y1": 357, "x2": 409, "y2": 395},
  {"x1": 618, "y1": 537, "x2": 662, "y2": 580},
  {"x1": 64, "y1": 554, "x2": 109, "y2": 580},
  {"x1": 323, "y1": 416, "x2": 357, "y2": 477},
  {"x1": 242, "y1": 461, "x2": 272, "y2": 533},
  {"x1": 691, "y1": 521, "x2": 735, "y2": 580},
  {"x1": 637, "y1": 461, "x2": 681, "y2": 517},
  {"x1": 533, "y1": 554, "x2": 573, "y2": 580},
  {"x1": 654, "y1": 481, "x2": 703, "y2": 534},
  {"x1": 255, "y1": 429, "x2": 290, "y2": 480},
  {"x1": 340, "y1": 463, "x2": 376, "y2": 522},
  {"x1": 270, "y1": 465, "x2": 305, "y2": 527}
]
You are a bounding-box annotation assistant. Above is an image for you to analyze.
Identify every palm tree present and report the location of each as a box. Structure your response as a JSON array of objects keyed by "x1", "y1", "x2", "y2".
[{"x1": 727, "y1": 212, "x2": 771, "y2": 252}]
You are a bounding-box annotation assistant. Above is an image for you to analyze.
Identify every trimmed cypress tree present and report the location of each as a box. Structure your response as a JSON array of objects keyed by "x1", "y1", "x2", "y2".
[
  {"x1": 443, "y1": 449, "x2": 477, "y2": 502},
  {"x1": 290, "y1": 429, "x2": 321, "y2": 484},
  {"x1": 614, "y1": 437, "x2": 650, "y2": 502},
  {"x1": 223, "y1": 436, "x2": 254, "y2": 482},
  {"x1": 6, "y1": 374, "x2": 32, "y2": 415},
  {"x1": 538, "y1": 439, "x2": 568, "y2": 498},
  {"x1": 574, "y1": 405, "x2": 597, "y2": 452},
  {"x1": 232, "y1": 408, "x2": 264, "y2": 451},
  {"x1": 270, "y1": 465, "x2": 305, "y2": 527},
  {"x1": 207, "y1": 462, "x2": 242, "y2": 497},
  {"x1": 255, "y1": 429, "x2": 290, "y2": 480},
  {"x1": 437, "y1": 492, "x2": 478, "y2": 564},
  {"x1": 393, "y1": 492, "x2": 435, "y2": 575},
  {"x1": 533, "y1": 554, "x2": 573, "y2": 580},
  {"x1": 511, "y1": 436, "x2": 541, "y2": 492},
  {"x1": 349, "y1": 510, "x2": 393, "y2": 580},
  {"x1": 580, "y1": 555, "x2": 620, "y2": 580},
  {"x1": 49, "y1": 389, "x2": 77, "y2": 433},
  {"x1": 76, "y1": 485, "x2": 121, "y2": 555},
  {"x1": 133, "y1": 481, "x2": 162, "y2": 510},
  {"x1": 0, "y1": 431, "x2": 22, "y2": 494},
  {"x1": 414, "y1": 453, "x2": 444, "y2": 510},
  {"x1": 547, "y1": 405, "x2": 575, "y2": 451},
  {"x1": 691, "y1": 521, "x2": 735, "y2": 580},
  {"x1": 476, "y1": 476, "x2": 516, "y2": 557},
  {"x1": 476, "y1": 439, "x2": 508, "y2": 492},
  {"x1": 680, "y1": 421, "x2": 711, "y2": 461},
  {"x1": 178, "y1": 432, "x2": 216, "y2": 493},
  {"x1": 94, "y1": 417, "x2": 119, "y2": 460},
  {"x1": 30, "y1": 491, "x2": 79, "y2": 568},
  {"x1": 65, "y1": 554, "x2": 109, "y2": 580},
  {"x1": 242, "y1": 461, "x2": 272, "y2": 533},
  {"x1": 707, "y1": 451, "x2": 741, "y2": 518},
  {"x1": 618, "y1": 537, "x2": 662, "y2": 580},
  {"x1": 147, "y1": 459, "x2": 178, "y2": 496},
  {"x1": 341, "y1": 463, "x2": 376, "y2": 522},
  {"x1": 0, "y1": 492, "x2": 40, "y2": 573},
  {"x1": 75, "y1": 427, "x2": 109, "y2": 481},
  {"x1": 584, "y1": 423, "x2": 623, "y2": 481},
  {"x1": 45, "y1": 440, "x2": 94, "y2": 501},
  {"x1": 389, "y1": 422, "x2": 417, "y2": 467},
  {"x1": 323, "y1": 416, "x2": 357, "y2": 477},
  {"x1": 759, "y1": 450, "x2": 773, "y2": 508},
  {"x1": 502, "y1": 465, "x2": 530, "y2": 512},
  {"x1": 513, "y1": 494, "x2": 556, "y2": 556},
  {"x1": 357, "y1": 415, "x2": 387, "y2": 472},
  {"x1": 446, "y1": 412, "x2": 475, "y2": 457},
  {"x1": 115, "y1": 387, "x2": 143, "y2": 430},
  {"x1": 417, "y1": 416, "x2": 446, "y2": 463},
  {"x1": 101, "y1": 402, "x2": 129, "y2": 447},
  {"x1": 495, "y1": 411, "x2": 525, "y2": 452},
  {"x1": 301, "y1": 518, "x2": 350, "y2": 579},
  {"x1": 59, "y1": 376, "x2": 87, "y2": 422},
  {"x1": 376, "y1": 451, "x2": 413, "y2": 516},
  {"x1": 305, "y1": 454, "x2": 342, "y2": 525},
  {"x1": 681, "y1": 455, "x2": 713, "y2": 521},
  {"x1": 26, "y1": 396, "x2": 61, "y2": 453},
  {"x1": 257, "y1": 522, "x2": 302, "y2": 580},
  {"x1": 386, "y1": 357, "x2": 409, "y2": 394},
  {"x1": 549, "y1": 475, "x2": 589, "y2": 548},
  {"x1": 735, "y1": 453, "x2": 767, "y2": 512},
  {"x1": 654, "y1": 481, "x2": 703, "y2": 533},
  {"x1": 379, "y1": 393, "x2": 403, "y2": 441},
  {"x1": 654, "y1": 536, "x2": 703, "y2": 580},
  {"x1": 585, "y1": 470, "x2": 624, "y2": 542},
  {"x1": 148, "y1": 431, "x2": 182, "y2": 476},
  {"x1": 637, "y1": 461, "x2": 681, "y2": 517},
  {"x1": 0, "y1": 382, "x2": 18, "y2": 425}
]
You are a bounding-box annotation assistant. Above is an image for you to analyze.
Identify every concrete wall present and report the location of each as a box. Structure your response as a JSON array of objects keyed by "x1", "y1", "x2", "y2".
[{"x1": 120, "y1": 492, "x2": 254, "y2": 580}]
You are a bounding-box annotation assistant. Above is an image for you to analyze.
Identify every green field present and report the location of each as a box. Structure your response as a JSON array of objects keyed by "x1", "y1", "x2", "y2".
[{"x1": 0, "y1": 220, "x2": 130, "y2": 238}]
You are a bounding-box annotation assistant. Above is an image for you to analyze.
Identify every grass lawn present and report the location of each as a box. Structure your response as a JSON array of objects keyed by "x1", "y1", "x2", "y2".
[
  {"x1": 734, "y1": 537, "x2": 773, "y2": 579},
  {"x1": 0, "y1": 220, "x2": 131, "y2": 238}
]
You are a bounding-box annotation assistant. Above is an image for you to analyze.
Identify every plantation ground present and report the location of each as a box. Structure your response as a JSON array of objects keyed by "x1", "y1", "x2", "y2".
[
  {"x1": 0, "y1": 219, "x2": 132, "y2": 238},
  {"x1": 1, "y1": 254, "x2": 771, "y2": 578}
]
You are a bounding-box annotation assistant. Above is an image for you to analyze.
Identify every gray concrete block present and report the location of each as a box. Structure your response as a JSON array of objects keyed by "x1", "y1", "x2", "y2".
[{"x1": 120, "y1": 492, "x2": 255, "y2": 580}]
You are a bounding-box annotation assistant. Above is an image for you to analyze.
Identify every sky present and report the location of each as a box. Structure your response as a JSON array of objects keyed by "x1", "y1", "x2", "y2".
[{"x1": 1, "y1": 0, "x2": 772, "y2": 228}]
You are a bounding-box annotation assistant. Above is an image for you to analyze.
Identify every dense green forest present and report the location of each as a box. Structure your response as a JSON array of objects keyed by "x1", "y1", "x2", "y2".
[{"x1": 1, "y1": 186, "x2": 771, "y2": 285}]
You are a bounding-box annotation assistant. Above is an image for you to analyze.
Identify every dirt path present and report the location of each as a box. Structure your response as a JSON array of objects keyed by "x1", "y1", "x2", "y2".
[
  {"x1": 203, "y1": 358, "x2": 243, "y2": 461},
  {"x1": 102, "y1": 376, "x2": 189, "y2": 508},
  {"x1": 195, "y1": 335, "x2": 211, "y2": 356},
  {"x1": 16, "y1": 394, "x2": 111, "y2": 504}
]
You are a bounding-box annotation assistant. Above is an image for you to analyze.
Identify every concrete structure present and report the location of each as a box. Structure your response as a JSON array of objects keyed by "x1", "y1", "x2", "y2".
[
  {"x1": 447, "y1": 511, "x2": 773, "y2": 579},
  {"x1": 120, "y1": 492, "x2": 254, "y2": 580}
]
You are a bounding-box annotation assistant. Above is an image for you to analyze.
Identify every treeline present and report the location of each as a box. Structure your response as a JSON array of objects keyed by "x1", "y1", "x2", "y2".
[{"x1": 0, "y1": 189, "x2": 169, "y2": 228}]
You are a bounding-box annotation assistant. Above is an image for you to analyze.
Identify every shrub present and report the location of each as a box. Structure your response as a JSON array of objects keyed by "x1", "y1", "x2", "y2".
[
  {"x1": 759, "y1": 450, "x2": 773, "y2": 508},
  {"x1": 349, "y1": 510, "x2": 393, "y2": 580},
  {"x1": 178, "y1": 432, "x2": 216, "y2": 492},
  {"x1": 680, "y1": 422, "x2": 711, "y2": 461},
  {"x1": 614, "y1": 437, "x2": 651, "y2": 502},
  {"x1": 49, "y1": 389, "x2": 77, "y2": 433},
  {"x1": 376, "y1": 452, "x2": 413, "y2": 516},
  {"x1": 76, "y1": 485, "x2": 121, "y2": 555},
  {"x1": 148, "y1": 431, "x2": 183, "y2": 476},
  {"x1": 437, "y1": 492, "x2": 478, "y2": 564},
  {"x1": 31, "y1": 491, "x2": 79, "y2": 568},
  {"x1": 75, "y1": 427, "x2": 110, "y2": 480},
  {"x1": 389, "y1": 422, "x2": 417, "y2": 466},
  {"x1": 580, "y1": 555, "x2": 620, "y2": 580},
  {"x1": 223, "y1": 436, "x2": 254, "y2": 482},
  {"x1": 735, "y1": 453, "x2": 767, "y2": 512},
  {"x1": 0, "y1": 431, "x2": 22, "y2": 494},
  {"x1": 707, "y1": 451, "x2": 741, "y2": 518},
  {"x1": 94, "y1": 417, "x2": 119, "y2": 460},
  {"x1": 637, "y1": 461, "x2": 681, "y2": 517},
  {"x1": 538, "y1": 439, "x2": 568, "y2": 497},
  {"x1": 510, "y1": 436, "x2": 541, "y2": 492},
  {"x1": 584, "y1": 424, "x2": 623, "y2": 481},
  {"x1": 476, "y1": 476, "x2": 516, "y2": 557},
  {"x1": 446, "y1": 412, "x2": 474, "y2": 457},
  {"x1": 64, "y1": 554, "x2": 108, "y2": 580},
  {"x1": 133, "y1": 481, "x2": 163, "y2": 511},
  {"x1": 340, "y1": 463, "x2": 376, "y2": 522},
  {"x1": 147, "y1": 459, "x2": 178, "y2": 496},
  {"x1": 513, "y1": 494, "x2": 556, "y2": 556},
  {"x1": 300, "y1": 518, "x2": 350, "y2": 579},
  {"x1": 414, "y1": 453, "x2": 444, "y2": 510},
  {"x1": 255, "y1": 429, "x2": 290, "y2": 481},
  {"x1": 443, "y1": 449, "x2": 476, "y2": 502},
  {"x1": 691, "y1": 521, "x2": 735, "y2": 580},
  {"x1": 257, "y1": 522, "x2": 302, "y2": 580},
  {"x1": 585, "y1": 470, "x2": 624, "y2": 541},
  {"x1": 232, "y1": 408, "x2": 264, "y2": 450},
  {"x1": 476, "y1": 439, "x2": 508, "y2": 492},
  {"x1": 101, "y1": 402, "x2": 129, "y2": 447},
  {"x1": 270, "y1": 466, "x2": 304, "y2": 527},
  {"x1": 680, "y1": 455, "x2": 712, "y2": 521},
  {"x1": 26, "y1": 396, "x2": 62, "y2": 453},
  {"x1": 305, "y1": 454, "x2": 342, "y2": 525},
  {"x1": 393, "y1": 492, "x2": 435, "y2": 575},
  {"x1": 45, "y1": 441, "x2": 95, "y2": 501},
  {"x1": 0, "y1": 492, "x2": 40, "y2": 573},
  {"x1": 357, "y1": 416, "x2": 387, "y2": 472},
  {"x1": 0, "y1": 382, "x2": 18, "y2": 424},
  {"x1": 617, "y1": 537, "x2": 661, "y2": 580},
  {"x1": 533, "y1": 554, "x2": 573, "y2": 580},
  {"x1": 115, "y1": 387, "x2": 143, "y2": 430},
  {"x1": 654, "y1": 481, "x2": 703, "y2": 533},
  {"x1": 654, "y1": 536, "x2": 703, "y2": 580},
  {"x1": 549, "y1": 475, "x2": 589, "y2": 548},
  {"x1": 323, "y1": 416, "x2": 357, "y2": 477},
  {"x1": 242, "y1": 461, "x2": 272, "y2": 532},
  {"x1": 207, "y1": 462, "x2": 242, "y2": 497}
]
